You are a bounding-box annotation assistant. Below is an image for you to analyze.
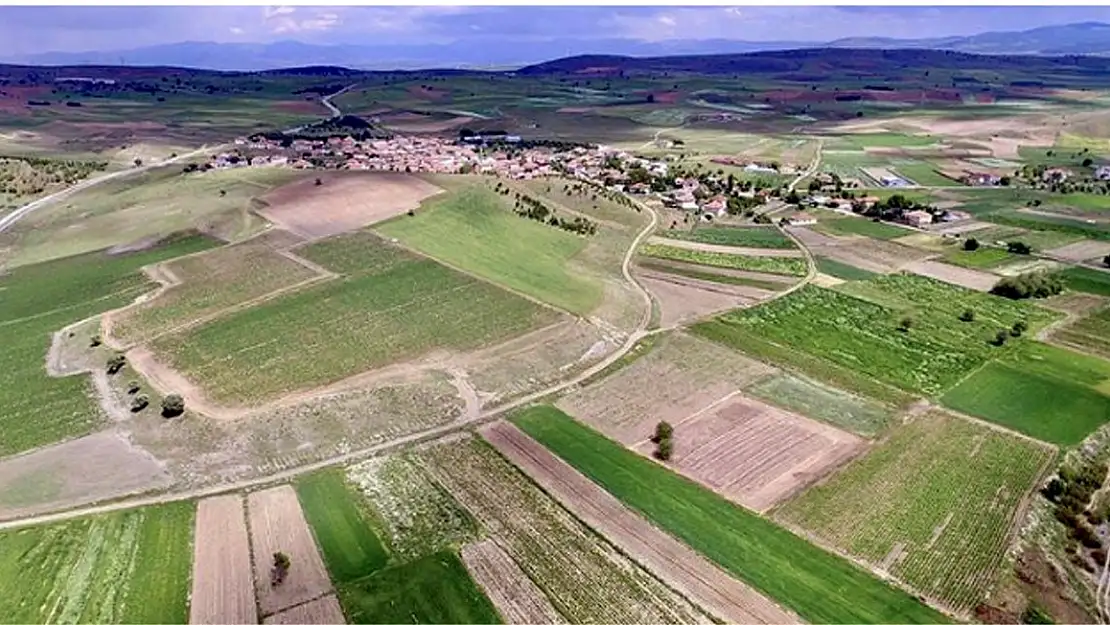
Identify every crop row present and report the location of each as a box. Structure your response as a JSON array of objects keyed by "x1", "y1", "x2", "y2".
[
  {"x1": 640, "y1": 243, "x2": 808, "y2": 276},
  {"x1": 656, "y1": 226, "x2": 795, "y2": 249}
]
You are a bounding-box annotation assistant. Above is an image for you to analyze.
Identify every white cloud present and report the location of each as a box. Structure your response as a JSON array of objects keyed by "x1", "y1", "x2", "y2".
[{"x1": 229, "y1": 26, "x2": 244, "y2": 35}]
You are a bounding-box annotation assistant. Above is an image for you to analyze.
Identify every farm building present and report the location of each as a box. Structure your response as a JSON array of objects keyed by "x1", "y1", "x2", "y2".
[
  {"x1": 784, "y1": 212, "x2": 817, "y2": 226},
  {"x1": 903, "y1": 210, "x2": 934, "y2": 227}
]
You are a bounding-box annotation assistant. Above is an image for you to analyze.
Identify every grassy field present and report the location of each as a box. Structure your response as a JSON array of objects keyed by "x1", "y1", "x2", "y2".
[
  {"x1": 894, "y1": 162, "x2": 961, "y2": 187},
  {"x1": 746, "y1": 372, "x2": 895, "y2": 437},
  {"x1": 940, "y1": 341, "x2": 1110, "y2": 445},
  {"x1": 656, "y1": 225, "x2": 795, "y2": 249},
  {"x1": 5, "y1": 166, "x2": 302, "y2": 268},
  {"x1": 693, "y1": 277, "x2": 1057, "y2": 396},
  {"x1": 109, "y1": 232, "x2": 319, "y2": 346},
  {"x1": 983, "y1": 210, "x2": 1110, "y2": 242},
  {"x1": 814, "y1": 256, "x2": 880, "y2": 281},
  {"x1": 0, "y1": 233, "x2": 218, "y2": 457},
  {"x1": 513, "y1": 406, "x2": 948, "y2": 624},
  {"x1": 1053, "y1": 305, "x2": 1110, "y2": 360},
  {"x1": 637, "y1": 258, "x2": 787, "y2": 290},
  {"x1": 640, "y1": 244, "x2": 808, "y2": 276},
  {"x1": 1060, "y1": 266, "x2": 1110, "y2": 297},
  {"x1": 152, "y1": 233, "x2": 558, "y2": 405},
  {"x1": 337, "y1": 550, "x2": 502, "y2": 625},
  {"x1": 942, "y1": 247, "x2": 1018, "y2": 269},
  {"x1": 831, "y1": 133, "x2": 940, "y2": 149},
  {"x1": 377, "y1": 183, "x2": 602, "y2": 315},
  {"x1": 295, "y1": 469, "x2": 390, "y2": 584},
  {"x1": 778, "y1": 412, "x2": 1054, "y2": 614},
  {"x1": 0, "y1": 501, "x2": 194, "y2": 623},
  {"x1": 520, "y1": 179, "x2": 647, "y2": 230},
  {"x1": 813, "y1": 216, "x2": 912, "y2": 240}
]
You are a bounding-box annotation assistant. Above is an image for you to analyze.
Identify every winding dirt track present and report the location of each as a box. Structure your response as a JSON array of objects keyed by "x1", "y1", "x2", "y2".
[{"x1": 479, "y1": 420, "x2": 799, "y2": 625}]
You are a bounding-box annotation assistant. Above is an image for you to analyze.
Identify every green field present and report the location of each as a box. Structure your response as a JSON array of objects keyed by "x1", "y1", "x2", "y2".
[
  {"x1": 894, "y1": 162, "x2": 961, "y2": 187},
  {"x1": 815, "y1": 256, "x2": 880, "y2": 281},
  {"x1": 778, "y1": 412, "x2": 1054, "y2": 613},
  {"x1": 152, "y1": 233, "x2": 558, "y2": 405},
  {"x1": 512, "y1": 406, "x2": 948, "y2": 625},
  {"x1": 0, "y1": 501, "x2": 194, "y2": 623},
  {"x1": 338, "y1": 550, "x2": 501, "y2": 624},
  {"x1": 983, "y1": 210, "x2": 1110, "y2": 242},
  {"x1": 640, "y1": 244, "x2": 808, "y2": 276},
  {"x1": 0, "y1": 233, "x2": 218, "y2": 457},
  {"x1": 814, "y1": 216, "x2": 911, "y2": 240},
  {"x1": 942, "y1": 247, "x2": 1018, "y2": 269},
  {"x1": 746, "y1": 372, "x2": 895, "y2": 436},
  {"x1": 693, "y1": 277, "x2": 1057, "y2": 396},
  {"x1": 941, "y1": 342, "x2": 1110, "y2": 445},
  {"x1": 1053, "y1": 305, "x2": 1110, "y2": 360},
  {"x1": 295, "y1": 470, "x2": 390, "y2": 584},
  {"x1": 832, "y1": 133, "x2": 940, "y2": 149},
  {"x1": 1060, "y1": 266, "x2": 1110, "y2": 296},
  {"x1": 656, "y1": 225, "x2": 795, "y2": 249},
  {"x1": 377, "y1": 183, "x2": 602, "y2": 315},
  {"x1": 637, "y1": 259, "x2": 787, "y2": 290}
]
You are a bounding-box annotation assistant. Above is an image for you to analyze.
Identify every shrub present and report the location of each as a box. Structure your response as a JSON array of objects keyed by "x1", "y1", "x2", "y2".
[
  {"x1": 963, "y1": 238, "x2": 980, "y2": 251},
  {"x1": 106, "y1": 354, "x2": 126, "y2": 375},
  {"x1": 89, "y1": 335, "x2": 102, "y2": 348},
  {"x1": 990, "y1": 271, "x2": 1065, "y2": 300},
  {"x1": 898, "y1": 316, "x2": 913, "y2": 332},
  {"x1": 1007, "y1": 241, "x2": 1033, "y2": 255},
  {"x1": 1011, "y1": 320, "x2": 1028, "y2": 337},
  {"x1": 161, "y1": 394, "x2": 185, "y2": 418},
  {"x1": 1042, "y1": 477, "x2": 1065, "y2": 502},
  {"x1": 959, "y1": 309, "x2": 975, "y2": 322},
  {"x1": 130, "y1": 394, "x2": 149, "y2": 413},
  {"x1": 126, "y1": 380, "x2": 141, "y2": 395},
  {"x1": 652, "y1": 420, "x2": 674, "y2": 443},
  {"x1": 271, "y1": 552, "x2": 292, "y2": 587},
  {"x1": 1104, "y1": 254, "x2": 1110, "y2": 268},
  {"x1": 991, "y1": 330, "x2": 1009, "y2": 346},
  {"x1": 654, "y1": 437, "x2": 674, "y2": 461}
]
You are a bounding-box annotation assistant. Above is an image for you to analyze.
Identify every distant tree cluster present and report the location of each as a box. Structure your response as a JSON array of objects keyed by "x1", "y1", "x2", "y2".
[
  {"x1": 1042, "y1": 457, "x2": 1109, "y2": 571},
  {"x1": 505, "y1": 188, "x2": 599, "y2": 236},
  {"x1": 989, "y1": 271, "x2": 1065, "y2": 300}
]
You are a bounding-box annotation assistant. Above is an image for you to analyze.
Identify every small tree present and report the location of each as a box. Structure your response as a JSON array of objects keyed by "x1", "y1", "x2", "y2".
[
  {"x1": 106, "y1": 354, "x2": 126, "y2": 375},
  {"x1": 161, "y1": 394, "x2": 185, "y2": 418},
  {"x1": 1103, "y1": 254, "x2": 1110, "y2": 268},
  {"x1": 126, "y1": 380, "x2": 141, "y2": 395},
  {"x1": 1007, "y1": 241, "x2": 1033, "y2": 255},
  {"x1": 271, "y1": 552, "x2": 292, "y2": 587},
  {"x1": 959, "y1": 309, "x2": 975, "y2": 322},
  {"x1": 655, "y1": 437, "x2": 673, "y2": 461},
  {"x1": 992, "y1": 329, "x2": 1009, "y2": 346},
  {"x1": 314, "y1": 177, "x2": 323, "y2": 186},
  {"x1": 130, "y1": 394, "x2": 149, "y2": 413},
  {"x1": 963, "y1": 238, "x2": 980, "y2": 252},
  {"x1": 89, "y1": 334, "x2": 102, "y2": 348},
  {"x1": 1011, "y1": 320, "x2": 1028, "y2": 337},
  {"x1": 898, "y1": 317, "x2": 913, "y2": 332},
  {"x1": 653, "y1": 421, "x2": 674, "y2": 443}
]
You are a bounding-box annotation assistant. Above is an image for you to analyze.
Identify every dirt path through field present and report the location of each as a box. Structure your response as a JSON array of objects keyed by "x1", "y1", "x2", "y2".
[
  {"x1": 190, "y1": 494, "x2": 257, "y2": 625},
  {"x1": 462, "y1": 539, "x2": 566, "y2": 625},
  {"x1": 480, "y1": 420, "x2": 799, "y2": 625}
]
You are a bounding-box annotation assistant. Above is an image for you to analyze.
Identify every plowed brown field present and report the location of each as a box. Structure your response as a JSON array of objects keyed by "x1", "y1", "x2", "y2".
[
  {"x1": 462, "y1": 539, "x2": 566, "y2": 625},
  {"x1": 263, "y1": 594, "x2": 346, "y2": 624},
  {"x1": 247, "y1": 485, "x2": 334, "y2": 617},
  {"x1": 481, "y1": 421, "x2": 799, "y2": 625},
  {"x1": 630, "y1": 393, "x2": 865, "y2": 511},
  {"x1": 189, "y1": 495, "x2": 257, "y2": 625}
]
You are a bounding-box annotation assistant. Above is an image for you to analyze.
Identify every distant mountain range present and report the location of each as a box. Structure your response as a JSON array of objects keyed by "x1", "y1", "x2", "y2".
[{"x1": 7, "y1": 22, "x2": 1110, "y2": 72}]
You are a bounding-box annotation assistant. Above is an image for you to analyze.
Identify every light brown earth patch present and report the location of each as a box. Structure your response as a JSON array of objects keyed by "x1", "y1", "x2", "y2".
[
  {"x1": 379, "y1": 113, "x2": 472, "y2": 133},
  {"x1": 263, "y1": 594, "x2": 346, "y2": 625},
  {"x1": 247, "y1": 485, "x2": 334, "y2": 617},
  {"x1": 190, "y1": 494, "x2": 257, "y2": 625},
  {"x1": 646, "y1": 236, "x2": 804, "y2": 257},
  {"x1": 811, "y1": 273, "x2": 846, "y2": 288},
  {"x1": 1039, "y1": 292, "x2": 1109, "y2": 316},
  {"x1": 628, "y1": 393, "x2": 865, "y2": 512},
  {"x1": 931, "y1": 220, "x2": 995, "y2": 236},
  {"x1": 461, "y1": 539, "x2": 566, "y2": 625},
  {"x1": 786, "y1": 226, "x2": 931, "y2": 274},
  {"x1": 637, "y1": 269, "x2": 773, "y2": 328},
  {"x1": 481, "y1": 421, "x2": 799, "y2": 624},
  {"x1": 258, "y1": 172, "x2": 443, "y2": 238},
  {"x1": 0, "y1": 431, "x2": 172, "y2": 520},
  {"x1": 636, "y1": 257, "x2": 797, "y2": 284},
  {"x1": 1045, "y1": 240, "x2": 1110, "y2": 262},
  {"x1": 902, "y1": 259, "x2": 999, "y2": 292}
]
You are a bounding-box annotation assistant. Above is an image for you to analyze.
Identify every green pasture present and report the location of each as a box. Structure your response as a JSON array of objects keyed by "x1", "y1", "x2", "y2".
[
  {"x1": 1060, "y1": 267, "x2": 1110, "y2": 297},
  {"x1": 746, "y1": 372, "x2": 894, "y2": 436},
  {"x1": 637, "y1": 259, "x2": 787, "y2": 291},
  {"x1": 815, "y1": 256, "x2": 880, "y2": 281},
  {"x1": 656, "y1": 225, "x2": 795, "y2": 249},
  {"x1": 295, "y1": 470, "x2": 390, "y2": 584},
  {"x1": 942, "y1": 247, "x2": 1018, "y2": 269},
  {"x1": 813, "y1": 216, "x2": 910, "y2": 240},
  {"x1": 1052, "y1": 305, "x2": 1110, "y2": 360},
  {"x1": 640, "y1": 244, "x2": 807, "y2": 277}
]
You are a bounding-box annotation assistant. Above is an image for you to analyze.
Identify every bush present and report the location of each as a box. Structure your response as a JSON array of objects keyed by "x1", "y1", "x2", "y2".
[
  {"x1": 1104, "y1": 254, "x2": 1110, "y2": 268},
  {"x1": 652, "y1": 421, "x2": 674, "y2": 443},
  {"x1": 126, "y1": 380, "x2": 141, "y2": 395},
  {"x1": 654, "y1": 437, "x2": 673, "y2": 461},
  {"x1": 990, "y1": 271, "x2": 1065, "y2": 300},
  {"x1": 1007, "y1": 241, "x2": 1033, "y2": 255},
  {"x1": 991, "y1": 330, "x2": 1009, "y2": 346},
  {"x1": 271, "y1": 552, "x2": 292, "y2": 587},
  {"x1": 106, "y1": 354, "x2": 126, "y2": 375},
  {"x1": 898, "y1": 317, "x2": 913, "y2": 332},
  {"x1": 1011, "y1": 320, "x2": 1028, "y2": 337},
  {"x1": 1042, "y1": 477, "x2": 1065, "y2": 502},
  {"x1": 89, "y1": 335, "x2": 102, "y2": 348},
  {"x1": 959, "y1": 309, "x2": 975, "y2": 322},
  {"x1": 963, "y1": 238, "x2": 980, "y2": 251},
  {"x1": 130, "y1": 394, "x2": 149, "y2": 413},
  {"x1": 161, "y1": 394, "x2": 185, "y2": 418}
]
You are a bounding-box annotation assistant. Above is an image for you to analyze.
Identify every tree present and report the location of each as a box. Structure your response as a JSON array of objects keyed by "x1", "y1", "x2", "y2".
[
  {"x1": 898, "y1": 317, "x2": 913, "y2": 332},
  {"x1": 130, "y1": 394, "x2": 149, "y2": 413},
  {"x1": 133, "y1": 158, "x2": 143, "y2": 167},
  {"x1": 991, "y1": 271, "x2": 1065, "y2": 300},
  {"x1": 89, "y1": 334, "x2": 102, "y2": 348},
  {"x1": 161, "y1": 394, "x2": 185, "y2": 418},
  {"x1": 655, "y1": 437, "x2": 673, "y2": 461},
  {"x1": 314, "y1": 177, "x2": 323, "y2": 186},
  {"x1": 963, "y1": 238, "x2": 980, "y2": 251},
  {"x1": 1083, "y1": 157, "x2": 1094, "y2": 168},
  {"x1": 1103, "y1": 254, "x2": 1110, "y2": 268},
  {"x1": 1011, "y1": 320, "x2": 1028, "y2": 337},
  {"x1": 653, "y1": 421, "x2": 674, "y2": 443},
  {"x1": 106, "y1": 354, "x2": 126, "y2": 375},
  {"x1": 960, "y1": 309, "x2": 975, "y2": 322},
  {"x1": 1007, "y1": 241, "x2": 1032, "y2": 255},
  {"x1": 271, "y1": 552, "x2": 292, "y2": 587},
  {"x1": 992, "y1": 329, "x2": 1009, "y2": 346},
  {"x1": 127, "y1": 380, "x2": 141, "y2": 395}
]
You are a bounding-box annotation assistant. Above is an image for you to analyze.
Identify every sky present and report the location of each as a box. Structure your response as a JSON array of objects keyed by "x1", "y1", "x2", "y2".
[{"x1": 2, "y1": 5, "x2": 1110, "y2": 57}]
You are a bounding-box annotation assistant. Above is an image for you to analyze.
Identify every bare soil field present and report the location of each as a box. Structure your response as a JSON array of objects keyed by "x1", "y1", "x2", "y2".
[
  {"x1": 630, "y1": 393, "x2": 865, "y2": 512},
  {"x1": 637, "y1": 257, "x2": 797, "y2": 284},
  {"x1": 481, "y1": 421, "x2": 798, "y2": 625},
  {"x1": 263, "y1": 594, "x2": 346, "y2": 625},
  {"x1": 1045, "y1": 240, "x2": 1110, "y2": 262},
  {"x1": 1039, "y1": 292, "x2": 1109, "y2": 316},
  {"x1": 930, "y1": 220, "x2": 994, "y2": 236},
  {"x1": 811, "y1": 273, "x2": 846, "y2": 288},
  {"x1": 556, "y1": 331, "x2": 774, "y2": 446},
  {"x1": 190, "y1": 495, "x2": 257, "y2": 625},
  {"x1": 646, "y1": 237, "x2": 804, "y2": 257},
  {"x1": 461, "y1": 539, "x2": 566, "y2": 625},
  {"x1": 0, "y1": 430, "x2": 172, "y2": 520},
  {"x1": 258, "y1": 172, "x2": 443, "y2": 238},
  {"x1": 247, "y1": 485, "x2": 335, "y2": 617},
  {"x1": 993, "y1": 258, "x2": 1065, "y2": 277},
  {"x1": 786, "y1": 226, "x2": 931, "y2": 274},
  {"x1": 829, "y1": 114, "x2": 1060, "y2": 159},
  {"x1": 902, "y1": 259, "x2": 999, "y2": 292},
  {"x1": 637, "y1": 270, "x2": 773, "y2": 328}
]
